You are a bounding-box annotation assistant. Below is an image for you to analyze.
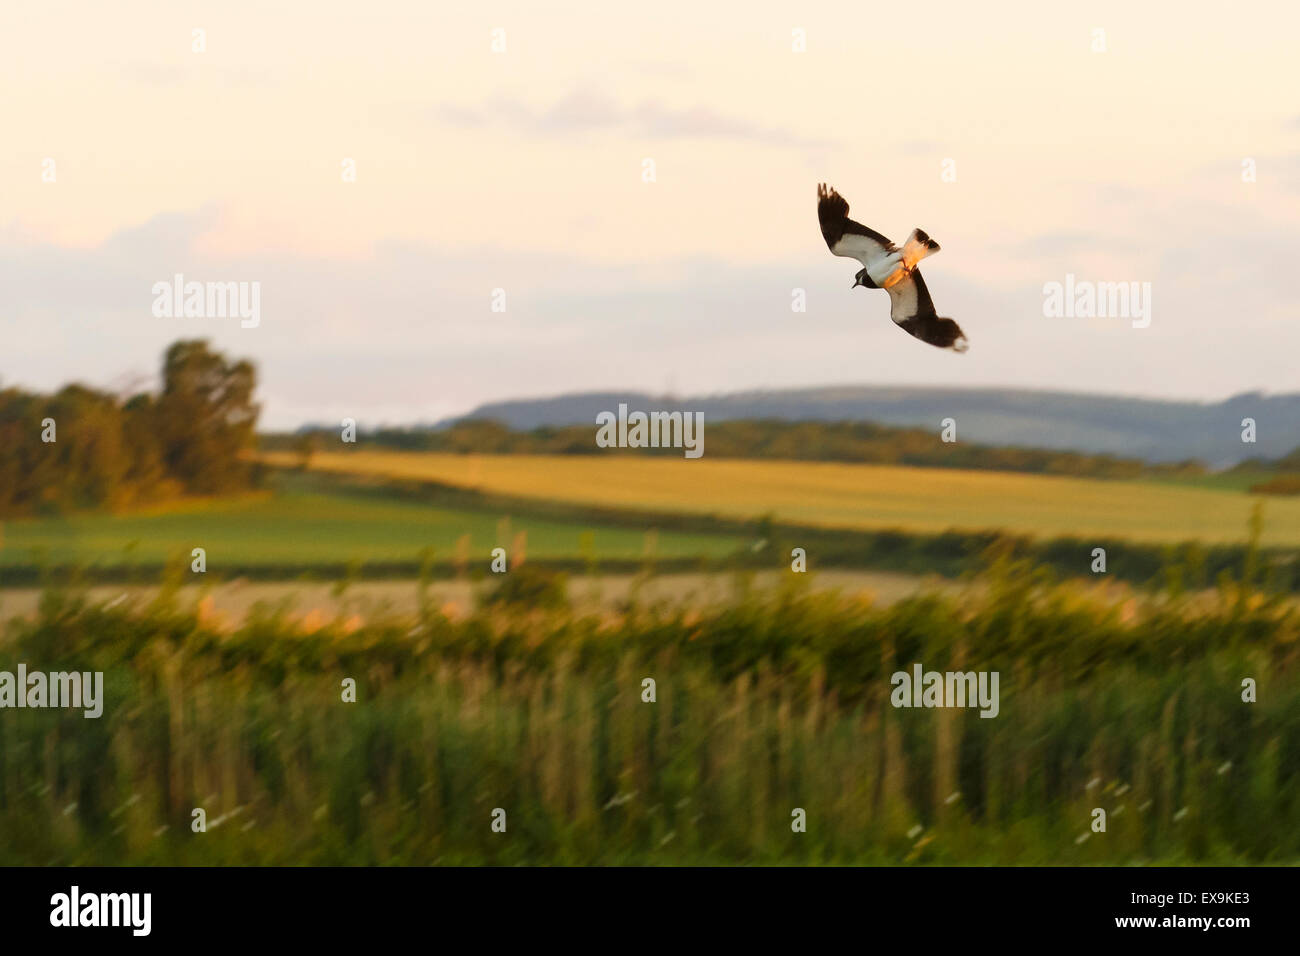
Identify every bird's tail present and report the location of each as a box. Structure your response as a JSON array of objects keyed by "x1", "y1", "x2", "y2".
[
  {"x1": 904, "y1": 315, "x2": 969, "y2": 352},
  {"x1": 902, "y1": 228, "x2": 940, "y2": 270},
  {"x1": 936, "y1": 317, "x2": 969, "y2": 352}
]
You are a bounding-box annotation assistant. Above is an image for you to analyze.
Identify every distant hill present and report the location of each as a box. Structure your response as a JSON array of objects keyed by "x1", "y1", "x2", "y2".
[{"x1": 436, "y1": 386, "x2": 1300, "y2": 465}]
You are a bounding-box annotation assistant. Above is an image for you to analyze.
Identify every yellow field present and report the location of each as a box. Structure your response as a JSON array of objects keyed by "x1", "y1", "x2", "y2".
[{"x1": 261, "y1": 451, "x2": 1300, "y2": 546}]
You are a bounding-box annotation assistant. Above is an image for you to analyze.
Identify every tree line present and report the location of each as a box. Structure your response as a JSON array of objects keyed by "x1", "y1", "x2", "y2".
[
  {"x1": 269, "y1": 417, "x2": 1214, "y2": 480},
  {"x1": 0, "y1": 341, "x2": 259, "y2": 517},
  {"x1": 1237, "y1": 447, "x2": 1300, "y2": 495}
]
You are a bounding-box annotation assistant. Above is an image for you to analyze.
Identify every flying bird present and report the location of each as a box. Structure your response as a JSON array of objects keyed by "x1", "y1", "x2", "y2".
[{"x1": 816, "y1": 183, "x2": 968, "y2": 352}]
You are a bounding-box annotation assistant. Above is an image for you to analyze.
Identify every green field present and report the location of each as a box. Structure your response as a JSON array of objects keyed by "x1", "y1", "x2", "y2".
[
  {"x1": 1147, "y1": 469, "x2": 1279, "y2": 493},
  {"x1": 264, "y1": 450, "x2": 1300, "y2": 546},
  {"x1": 0, "y1": 483, "x2": 744, "y2": 574},
  {"x1": 7, "y1": 453, "x2": 1297, "y2": 588}
]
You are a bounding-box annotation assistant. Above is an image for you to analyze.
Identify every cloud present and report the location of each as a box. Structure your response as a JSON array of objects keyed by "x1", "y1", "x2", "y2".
[
  {"x1": 1009, "y1": 232, "x2": 1126, "y2": 258},
  {"x1": 436, "y1": 89, "x2": 831, "y2": 148},
  {"x1": 1273, "y1": 152, "x2": 1300, "y2": 192}
]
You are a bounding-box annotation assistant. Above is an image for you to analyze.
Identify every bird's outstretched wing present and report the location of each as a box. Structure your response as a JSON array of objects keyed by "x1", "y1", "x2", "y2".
[
  {"x1": 885, "y1": 269, "x2": 969, "y2": 352},
  {"x1": 817, "y1": 183, "x2": 897, "y2": 270}
]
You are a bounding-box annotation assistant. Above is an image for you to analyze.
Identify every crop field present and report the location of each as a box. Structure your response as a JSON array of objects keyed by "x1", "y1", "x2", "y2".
[
  {"x1": 0, "y1": 486, "x2": 744, "y2": 575},
  {"x1": 261, "y1": 451, "x2": 1300, "y2": 547}
]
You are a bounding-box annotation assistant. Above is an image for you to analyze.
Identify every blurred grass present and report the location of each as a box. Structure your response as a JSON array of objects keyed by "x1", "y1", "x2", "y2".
[{"x1": 1, "y1": 550, "x2": 1297, "y2": 865}]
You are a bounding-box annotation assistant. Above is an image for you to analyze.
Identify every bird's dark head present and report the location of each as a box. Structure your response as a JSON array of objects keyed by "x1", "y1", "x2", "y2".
[{"x1": 852, "y1": 268, "x2": 877, "y2": 290}]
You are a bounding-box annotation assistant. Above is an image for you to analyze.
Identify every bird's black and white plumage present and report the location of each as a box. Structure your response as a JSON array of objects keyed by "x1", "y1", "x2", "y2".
[{"x1": 816, "y1": 183, "x2": 968, "y2": 352}]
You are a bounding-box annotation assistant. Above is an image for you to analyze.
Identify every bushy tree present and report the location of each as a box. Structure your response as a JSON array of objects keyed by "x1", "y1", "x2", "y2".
[{"x1": 0, "y1": 340, "x2": 260, "y2": 517}]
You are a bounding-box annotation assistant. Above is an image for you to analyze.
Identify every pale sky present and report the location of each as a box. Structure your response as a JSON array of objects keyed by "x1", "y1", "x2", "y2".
[{"x1": 2, "y1": 0, "x2": 1298, "y2": 428}]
